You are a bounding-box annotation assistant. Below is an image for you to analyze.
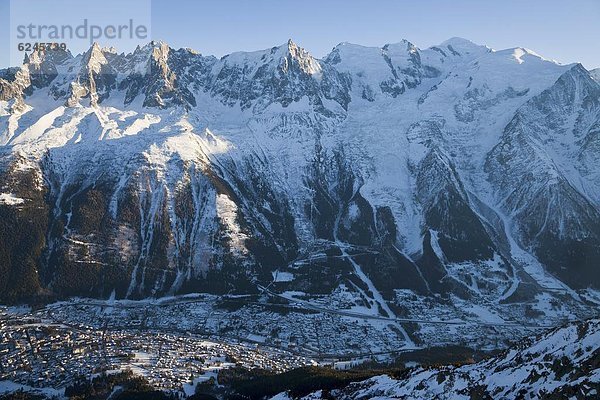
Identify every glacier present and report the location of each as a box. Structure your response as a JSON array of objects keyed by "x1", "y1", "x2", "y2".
[{"x1": 0, "y1": 37, "x2": 599, "y2": 349}]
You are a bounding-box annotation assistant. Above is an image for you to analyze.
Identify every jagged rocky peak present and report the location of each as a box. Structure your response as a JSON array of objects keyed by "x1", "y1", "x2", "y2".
[
  {"x1": 209, "y1": 38, "x2": 350, "y2": 111},
  {"x1": 0, "y1": 65, "x2": 30, "y2": 110},
  {"x1": 59, "y1": 40, "x2": 198, "y2": 109},
  {"x1": 65, "y1": 42, "x2": 119, "y2": 107},
  {"x1": 22, "y1": 46, "x2": 73, "y2": 70},
  {"x1": 23, "y1": 48, "x2": 73, "y2": 93},
  {"x1": 279, "y1": 38, "x2": 322, "y2": 75},
  {"x1": 131, "y1": 40, "x2": 208, "y2": 71},
  {"x1": 141, "y1": 40, "x2": 198, "y2": 109},
  {"x1": 0, "y1": 47, "x2": 74, "y2": 106},
  {"x1": 219, "y1": 38, "x2": 322, "y2": 77},
  {"x1": 117, "y1": 41, "x2": 166, "y2": 78},
  {"x1": 149, "y1": 40, "x2": 170, "y2": 64},
  {"x1": 80, "y1": 42, "x2": 111, "y2": 74},
  {"x1": 126, "y1": 41, "x2": 158, "y2": 64},
  {"x1": 147, "y1": 40, "x2": 174, "y2": 89}
]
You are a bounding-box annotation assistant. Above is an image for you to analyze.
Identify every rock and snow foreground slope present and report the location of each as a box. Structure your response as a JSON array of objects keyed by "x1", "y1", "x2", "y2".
[
  {"x1": 0, "y1": 38, "x2": 599, "y2": 339},
  {"x1": 273, "y1": 319, "x2": 600, "y2": 400}
]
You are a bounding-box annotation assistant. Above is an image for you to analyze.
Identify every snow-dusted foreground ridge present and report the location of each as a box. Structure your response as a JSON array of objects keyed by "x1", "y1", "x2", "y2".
[
  {"x1": 0, "y1": 37, "x2": 599, "y2": 342},
  {"x1": 275, "y1": 319, "x2": 600, "y2": 400}
]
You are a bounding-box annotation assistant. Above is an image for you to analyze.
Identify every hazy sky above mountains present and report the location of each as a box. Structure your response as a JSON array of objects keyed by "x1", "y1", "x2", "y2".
[{"x1": 1, "y1": 0, "x2": 599, "y2": 69}]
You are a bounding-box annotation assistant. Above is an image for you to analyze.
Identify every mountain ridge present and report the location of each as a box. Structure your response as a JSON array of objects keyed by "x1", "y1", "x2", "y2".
[{"x1": 0, "y1": 37, "x2": 598, "y2": 349}]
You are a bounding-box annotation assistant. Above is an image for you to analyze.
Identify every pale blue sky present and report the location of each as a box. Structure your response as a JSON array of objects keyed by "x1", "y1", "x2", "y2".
[{"x1": 1, "y1": 0, "x2": 599, "y2": 69}]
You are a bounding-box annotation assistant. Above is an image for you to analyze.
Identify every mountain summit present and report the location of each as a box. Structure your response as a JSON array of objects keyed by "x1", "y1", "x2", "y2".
[{"x1": 0, "y1": 38, "x2": 599, "y2": 347}]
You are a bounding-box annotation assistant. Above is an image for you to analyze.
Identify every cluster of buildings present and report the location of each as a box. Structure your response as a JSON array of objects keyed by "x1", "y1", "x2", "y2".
[
  {"x1": 1, "y1": 288, "x2": 546, "y2": 392},
  {"x1": 0, "y1": 306, "x2": 316, "y2": 391}
]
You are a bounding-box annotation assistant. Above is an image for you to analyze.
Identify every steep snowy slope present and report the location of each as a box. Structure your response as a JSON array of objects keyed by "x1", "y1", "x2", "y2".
[
  {"x1": 275, "y1": 319, "x2": 600, "y2": 399},
  {"x1": 487, "y1": 64, "x2": 600, "y2": 289},
  {"x1": 0, "y1": 38, "x2": 598, "y2": 344}
]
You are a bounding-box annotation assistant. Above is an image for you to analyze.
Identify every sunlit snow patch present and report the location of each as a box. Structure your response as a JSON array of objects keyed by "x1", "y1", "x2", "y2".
[{"x1": 0, "y1": 193, "x2": 25, "y2": 205}]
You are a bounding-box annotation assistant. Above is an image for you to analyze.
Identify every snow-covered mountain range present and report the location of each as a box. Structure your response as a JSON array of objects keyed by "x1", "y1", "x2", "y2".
[{"x1": 0, "y1": 38, "x2": 599, "y2": 334}]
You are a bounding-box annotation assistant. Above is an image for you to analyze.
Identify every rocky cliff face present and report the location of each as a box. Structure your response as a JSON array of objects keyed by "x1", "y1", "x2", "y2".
[{"x1": 0, "y1": 39, "x2": 598, "y2": 323}]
